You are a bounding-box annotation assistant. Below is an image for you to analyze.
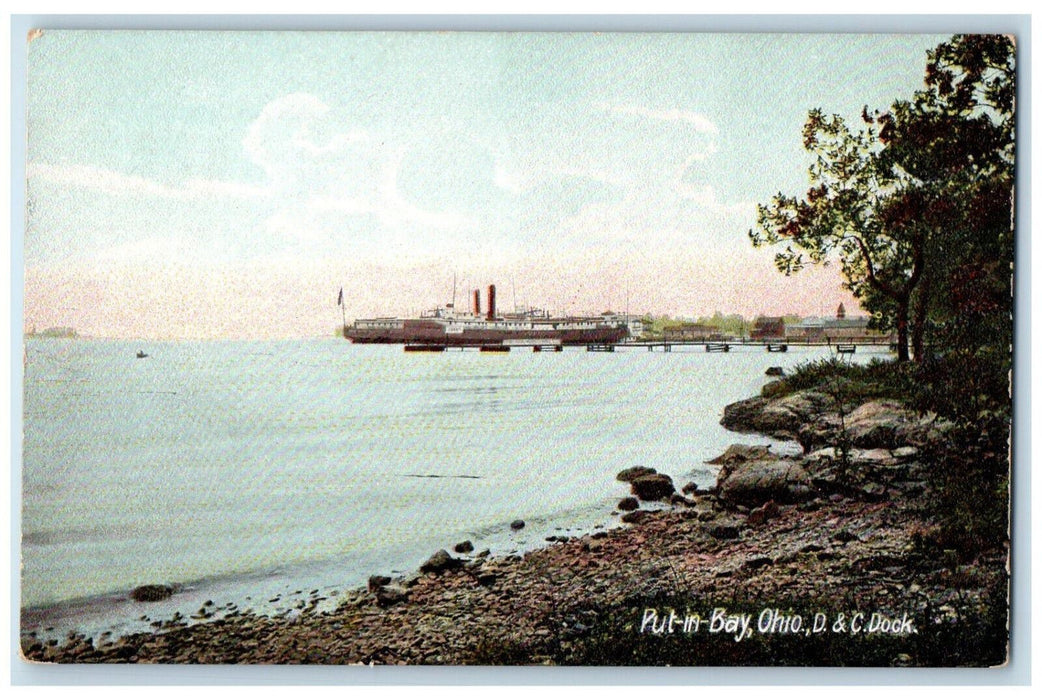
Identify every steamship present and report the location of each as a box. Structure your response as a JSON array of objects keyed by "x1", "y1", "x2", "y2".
[{"x1": 342, "y1": 285, "x2": 631, "y2": 346}]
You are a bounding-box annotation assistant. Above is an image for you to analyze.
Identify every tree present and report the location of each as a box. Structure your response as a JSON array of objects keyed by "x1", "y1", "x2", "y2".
[
  {"x1": 749, "y1": 109, "x2": 922, "y2": 361},
  {"x1": 750, "y1": 34, "x2": 1015, "y2": 365},
  {"x1": 875, "y1": 34, "x2": 1014, "y2": 369}
]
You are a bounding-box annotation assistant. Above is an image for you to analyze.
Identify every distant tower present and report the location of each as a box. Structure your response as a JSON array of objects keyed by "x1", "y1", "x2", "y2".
[{"x1": 836, "y1": 302, "x2": 846, "y2": 319}]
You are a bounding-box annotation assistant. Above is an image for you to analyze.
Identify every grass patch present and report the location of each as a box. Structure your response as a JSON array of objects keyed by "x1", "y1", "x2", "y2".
[{"x1": 781, "y1": 356, "x2": 916, "y2": 403}]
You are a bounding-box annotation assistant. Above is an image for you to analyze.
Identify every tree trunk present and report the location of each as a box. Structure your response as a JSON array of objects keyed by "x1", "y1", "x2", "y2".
[
  {"x1": 895, "y1": 297, "x2": 911, "y2": 362},
  {"x1": 911, "y1": 278, "x2": 930, "y2": 362}
]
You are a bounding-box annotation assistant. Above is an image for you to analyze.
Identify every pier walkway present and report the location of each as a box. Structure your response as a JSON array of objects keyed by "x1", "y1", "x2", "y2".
[
  {"x1": 603, "y1": 337, "x2": 895, "y2": 354},
  {"x1": 399, "y1": 337, "x2": 897, "y2": 354}
]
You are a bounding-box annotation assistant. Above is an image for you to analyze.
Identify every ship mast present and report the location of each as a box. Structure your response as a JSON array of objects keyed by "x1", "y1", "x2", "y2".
[{"x1": 337, "y1": 286, "x2": 346, "y2": 333}]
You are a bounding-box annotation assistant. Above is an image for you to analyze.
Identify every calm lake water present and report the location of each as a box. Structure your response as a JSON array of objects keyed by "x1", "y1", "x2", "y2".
[{"x1": 20, "y1": 338, "x2": 885, "y2": 640}]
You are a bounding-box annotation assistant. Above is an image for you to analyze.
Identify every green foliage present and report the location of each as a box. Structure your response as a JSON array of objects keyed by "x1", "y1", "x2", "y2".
[
  {"x1": 750, "y1": 107, "x2": 922, "y2": 360},
  {"x1": 879, "y1": 35, "x2": 1015, "y2": 367},
  {"x1": 782, "y1": 357, "x2": 915, "y2": 403},
  {"x1": 781, "y1": 353, "x2": 1010, "y2": 574},
  {"x1": 642, "y1": 312, "x2": 754, "y2": 339},
  {"x1": 693, "y1": 311, "x2": 750, "y2": 337},
  {"x1": 749, "y1": 35, "x2": 1015, "y2": 366},
  {"x1": 641, "y1": 312, "x2": 800, "y2": 340},
  {"x1": 784, "y1": 353, "x2": 1010, "y2": 438},
  {"x1": 917, "y1": 419, "x2": 1010, "y2": 567},
  {"x1": 639, "y1": 315, "x2": 674, "y2": 338},
  {"x1": 911, "y1": 353, "x2": 1011, "y2": 427}
]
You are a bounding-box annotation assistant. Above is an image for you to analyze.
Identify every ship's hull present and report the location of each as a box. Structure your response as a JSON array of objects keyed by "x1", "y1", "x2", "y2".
[{"x1": 343, "y1": 320, "x2": 628, "y2": 346}]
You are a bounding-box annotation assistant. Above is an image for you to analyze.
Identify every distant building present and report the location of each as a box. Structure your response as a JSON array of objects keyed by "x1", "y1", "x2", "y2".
[
  {"x1": 662, "y1": 322, "x2": 718, "y2": 341},
  {"x1": 750, "y1": 316, "x2": 785, "y2": 340},
  {"x1": 787, "y1": 304, "x2": 892, "y2": 341},
  {"x1": 601, "y1": 312, "x2": 644, "y2": 339}
]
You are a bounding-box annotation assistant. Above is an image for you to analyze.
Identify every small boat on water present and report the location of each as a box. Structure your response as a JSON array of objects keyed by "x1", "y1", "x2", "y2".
[{"x1": 136, "y1": 350, "x2": 149, "y2": 359}]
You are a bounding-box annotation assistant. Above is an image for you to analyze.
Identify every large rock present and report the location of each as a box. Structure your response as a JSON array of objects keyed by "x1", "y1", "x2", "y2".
[
  {"x1": 419, "y1": 549, "x2": 462, "y2": 575},
  {"x1": 367, "y1": 575, "x2": 392, "y2": 592},
  {"x1": 130, "y1": 585, "x2": 173, "y2": 602},
  {"x1": 706, "y1": 444, "x2": 778, "y2": 466},
  {"x1": 617, "y1": 496, "x2": 639, "y2": 511},
  {"x1": 616, "y1": 466, "x2": 657, "y2": 482},
  {"x1": 721, "y1": 391, "x2": 832, "y2": 440},
  {"x1": 621, "y1": 509, "x2": 649, "y2": 524},
  {"x1": 845, "y1": 401, "x2": 918, "y2": 449},
  {"x1": 715, "y1": 458, "x2": 815, "y2": 506},
  {"x1": 707, "y1": 523, "x2": 741, "y2": 540},
  {"x1": 849, "y1": 448, "x2": 901, "y2": 467},
  {"x1": 374, "y1": 584, "x2": 409, "y2": 607},
  {"x1": 630, "y1": 473, "x2": 675, "y2": 501},
  {"x1": 746, "y1": 500, "x2": 781, "y2": 526},
  {"x1": 799, "y1": 400, "x2": 924, "y2": 453},
  {"x1": 681, "y1": 481, "x2": 703, "y2": 495}
]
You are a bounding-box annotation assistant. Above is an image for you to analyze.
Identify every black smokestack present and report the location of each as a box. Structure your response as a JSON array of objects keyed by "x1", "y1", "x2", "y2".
[
  {"x1": 487, "y1": 285, "x2": 496, "y2": 321},
  {"x1": 473, "y1": 289, "x2": 481, "y2": 316}
]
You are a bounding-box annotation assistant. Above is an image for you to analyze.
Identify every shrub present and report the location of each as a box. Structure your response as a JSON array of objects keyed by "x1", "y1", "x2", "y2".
[{"x1": 783, "y1": 357, "x2": 915, "y2": 402}]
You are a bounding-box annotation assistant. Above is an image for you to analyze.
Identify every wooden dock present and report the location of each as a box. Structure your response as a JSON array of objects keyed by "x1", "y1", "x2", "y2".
[
  {"x1": 400, "y1": 337, "x2": 892, "y2": 354},
  {"x1": 404, "y1": 341, "x2": 563, "y2": 353}
]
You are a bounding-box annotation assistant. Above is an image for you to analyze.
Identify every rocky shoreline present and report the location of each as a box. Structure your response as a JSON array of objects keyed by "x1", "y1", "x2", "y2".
[{"x1": 22, "y1": 384, "x2": 1008, "y2": 666}]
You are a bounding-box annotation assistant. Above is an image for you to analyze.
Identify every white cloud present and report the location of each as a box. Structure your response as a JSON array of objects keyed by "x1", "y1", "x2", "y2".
[
  {"x1": 243, "y1": 94, "x2": 474, "y2": 236},
  {"x1": 599, "y1": 103, "x2": 720, "y2": 134},
  {"x1": 677, "y1": 183, "x2": 718, "y2": 205},
  {"x1": 241, "y1": 92, "x2": 336, "y2": 177},
  {"x1": 28, "y1": 163, "x2": 172, "y2": 197},
  {"x1": 181, "y1": 178, "x2": 270, "y2": 199},
  {"x1": 493, "y1": 162, "x2": 527, "y2": 194},
  {"x1": 495, "y1": 101, "x2": 722, "y2": 203},
  {"x1": 28, "y1": 92, "x2": 481, "y2": 270},
  {"x1": 27, "y1": 163, "x2": 268, "y2": 201},
  {"x1": 375, "y1": 147, "x2": 480, "y2": 232},
  {"x1": 305, "y1": 195, "x2": 374, "y2": 216}
]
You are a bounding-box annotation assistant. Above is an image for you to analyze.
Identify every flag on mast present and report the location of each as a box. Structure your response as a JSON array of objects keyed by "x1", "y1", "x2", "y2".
[{"x1": 337, "y1": 287, "x2": 344, "y2": 307}]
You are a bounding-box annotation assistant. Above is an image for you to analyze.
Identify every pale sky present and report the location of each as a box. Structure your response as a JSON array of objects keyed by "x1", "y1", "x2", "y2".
[{"x1": 24, "y1": 30, "x2": 947, "y2": 339}]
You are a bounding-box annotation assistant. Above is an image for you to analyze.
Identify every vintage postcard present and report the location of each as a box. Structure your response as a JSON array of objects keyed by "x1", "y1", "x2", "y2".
[{"x1": 19, "y1": 28, "x2": 1015, "y2": 671}]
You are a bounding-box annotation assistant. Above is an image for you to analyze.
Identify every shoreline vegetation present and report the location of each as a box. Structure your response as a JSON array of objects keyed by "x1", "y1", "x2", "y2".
[{"x1": 21, "y1": 359, "x2": 1009, "y2": 666}]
